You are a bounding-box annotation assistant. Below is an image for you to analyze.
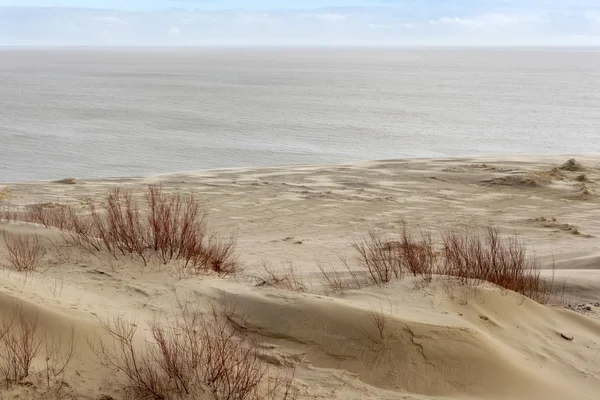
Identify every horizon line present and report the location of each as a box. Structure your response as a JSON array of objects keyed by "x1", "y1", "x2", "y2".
[{"x1": 1, "y1": 44, "x2": 600, "y2": 49}]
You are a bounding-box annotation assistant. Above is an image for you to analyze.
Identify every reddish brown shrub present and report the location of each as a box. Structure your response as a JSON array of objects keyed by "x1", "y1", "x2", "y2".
[
  {"x1": 321, "y1": 224, "x2": 553, "y2": 303},
  {"x1": 146, "y1": 184, "x2": 207, "y2": 265},
  {"x1": 0, "y1": 209, "x2": 18, "y2": 224},
  {"x1": 89, "y1": 302, "x2": 296, "y2": 400},
  {"x1": 352, "y1": 228, "x2": 404, "y2": 286},
  {"x1": 16, "y1": 184, "x2": 240, "y2": 275},
  {"x1": 2, "y1": 233, "x2": 47, "y2": 273},
  {"x1": 62, "y1": 208, "x2": 103, "y2": 253},
  {"x1": 24, "y1": 203, "x2": 71, "y2": 230},
  {"x1": 0, "y1": 306, "x2": 76, "y2": 393},
  {"x1": 324, "y1": 226, "x2": 436, "y2": 288},
  {"x1": 0, "y1": 306, "x2": 42, "y2": 386},
  {"x1": 397, "y1": 225, "x2": 437, "y2": 283},
  {"x1": 98, "y1": 187, "x2": 148, "y2": 264},
  {"x1": 441, "y1": 225, "x2": 552, "y2": 303}
]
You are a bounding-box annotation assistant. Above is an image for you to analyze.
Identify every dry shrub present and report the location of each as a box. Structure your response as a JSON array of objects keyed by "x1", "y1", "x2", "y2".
[
  {"x1": 145, "y1": 185, "x2": 205, "y2": 265},
  {"x1": 352, "y1": 229, "x2": 403, "y2": 285},
  {"x1": 92, "y1": 184, "x2": 237, "y2": 274},
  {"x1": 397, "y1": 225, "x2": 436, "y2": 284},
  {"x1": 441, "y1": 226, "x2": 552, "y2": 303},
  {"x1": 25, "y1": 203, "x2": 72, "y2": 230},
  {"x1": 0, "y1": 306, "x2": 42, "y2": 386},
  {"x1": 352, "y1": 226, "x2": 438, "y2": 286},
  {"x1": 165, "y1": 235, "x2": 239, "y2": 280},
  {"x1": 319, "y1": 226, "x2": 437, "y2": 290},
  {"x1": 2, "y1": 233, "x2": 47, "y2": 273},
  {"x1": 47, "y1": 242, "x2": 74, "y2": 266},
  {"x1": 96, "y1": 187, "x2": 148, "y2": 264},
  {"x1": 62, "y1": 209, "x2": 103, "y2": 253},
  {"x1": 9, "y1": 184, "x2": 239, "y2": 275},
  {"x1": 316, "y1": 260, "x2": 349, "y2": 292},
  {"x1": 0, "y1": 305, "x2": 75, "y2": 392},
  {"x1": 258, "y1": 262, "x2": 305, "y2": 292},
  {"x1": 0, "y1": 209, "x2": 18, "y2": 224},
  {"x1": 41, "y1": 323, "x2": 77, "y2": 394},
  {"x1": 186, "y1": 234, "x2": 239, "y2": 276},
  {"x1": 360, "y1": 301, "x2": 393, "y2": 347},
  {"x1": 89, "y1": 301, "x2": 296, "y2": 400},
  {"x1": 321, "y1": 224, "x2": 553, "y2": 303}
]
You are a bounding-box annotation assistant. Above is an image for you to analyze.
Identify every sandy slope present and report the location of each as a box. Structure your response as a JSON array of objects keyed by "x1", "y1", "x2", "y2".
[{"x1": 1, "y1": 155, "x2": 600, "y2": 399}]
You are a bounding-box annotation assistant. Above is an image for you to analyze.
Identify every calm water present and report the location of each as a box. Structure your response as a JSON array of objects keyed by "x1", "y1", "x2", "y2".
[{"x1": 1, "y1": 47, "x2": 599, "y2": 182}]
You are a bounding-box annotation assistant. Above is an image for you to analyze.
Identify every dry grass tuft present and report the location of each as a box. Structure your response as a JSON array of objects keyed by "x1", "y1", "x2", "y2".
[
  {"x1": 360, "y1": 301, "x2": 393, "y2": 347},
  {"x1": 317, "y1": 258, "x2": 368, "y2": 292},
  {"x1": 257, "y1": 262, "x2": 305, "y2": 292}
]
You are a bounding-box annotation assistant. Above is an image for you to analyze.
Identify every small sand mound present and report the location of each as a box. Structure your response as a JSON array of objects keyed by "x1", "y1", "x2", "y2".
[
  {"x1": 484, "y1": 168, "x2": 570, "y2": 188},
  {"x1": 0, "y1": 187, "x2": 12, "y2": 201},
  {"x1": 575, "y1": 183, "x2": 594, "y2": 199},
  {"x1": 546, "y1": 167, "x2": 568, "y2": 180},
  {"x1": 55, "y1": 177, "x2": 77, "y2": 185},
  {"x1": 484, "y1": 175, "x2": 542, "y2": 188},
  {"x1": 559, "y1": 159, "x2": 585, "y2": 172},
  {"x1": 576, "y1": 173, "x2": 590, "y2": 183}
]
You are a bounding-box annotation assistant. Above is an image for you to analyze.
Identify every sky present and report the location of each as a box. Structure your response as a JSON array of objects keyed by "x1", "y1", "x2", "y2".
[{"x1": 1, "y1": 1, "x2": 599, "y2": 46}]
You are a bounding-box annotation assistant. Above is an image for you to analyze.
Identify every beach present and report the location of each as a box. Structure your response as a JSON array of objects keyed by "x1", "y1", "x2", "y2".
[{"x1": 1, "y1": 155, "x2": 600, "y2": 399}]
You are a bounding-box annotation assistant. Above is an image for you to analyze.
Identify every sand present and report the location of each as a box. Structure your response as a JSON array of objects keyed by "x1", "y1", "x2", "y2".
[{"x1": 1, "y1": 155, "x2": 600, "y2": 399}]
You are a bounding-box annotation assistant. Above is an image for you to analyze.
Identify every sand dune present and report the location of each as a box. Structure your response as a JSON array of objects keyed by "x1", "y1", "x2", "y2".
[
  {"x1": 215, "y1": 279, "x2": 600, "y2": 400},
  {"x1": 1, "y1": 155, "x2": 600, "y2": 399}
]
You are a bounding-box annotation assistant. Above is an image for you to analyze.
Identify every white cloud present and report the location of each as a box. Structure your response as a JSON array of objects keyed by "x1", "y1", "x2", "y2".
[
  {"x1": 431, "y1": 17, "x2": 484, "y2": 27},
  {"x1": 315, "y1": 13, "x2": 348, "y2": 22},
  {"x1": 0, "y1": 5, "x2": 598, "y2": 46},
  {"x1": 429, "y1": 13, "x2": 545, "y2": 28},
  {"x1": 234, "y1": 13, "x2": 269, "y2": 25},
  {"x1": 298, "y1": 13, "x2": 348, "y2": 22},
  {"x1": 179, "y1": 16, "x2": 196, "y2": 25},
  {"x1": 92, "y1": 16, "x2": 126, "y2": 25},
  {"x1": 586, "y1": 11, "x2": 600, "y2": 24},
  {"x1": 368, "y1": 23, "x2": 393, "y2": 29}
]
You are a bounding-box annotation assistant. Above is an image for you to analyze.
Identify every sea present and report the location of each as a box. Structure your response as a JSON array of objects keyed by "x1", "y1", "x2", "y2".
[{"x1": 1, "y1": 47, "x2": 599, "y2": 182}]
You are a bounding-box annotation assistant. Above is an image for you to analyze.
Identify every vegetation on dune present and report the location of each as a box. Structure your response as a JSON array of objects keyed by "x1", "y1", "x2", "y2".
[
  {"x1": 315, "y1": 223, "x2": 554, "y2": 304},
  {"x1": 1, "y1": 184, "x2": 239, "y2": 276},
  {"x1": 0, "y1": 183, "x2": 566, "y2": 399}
]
